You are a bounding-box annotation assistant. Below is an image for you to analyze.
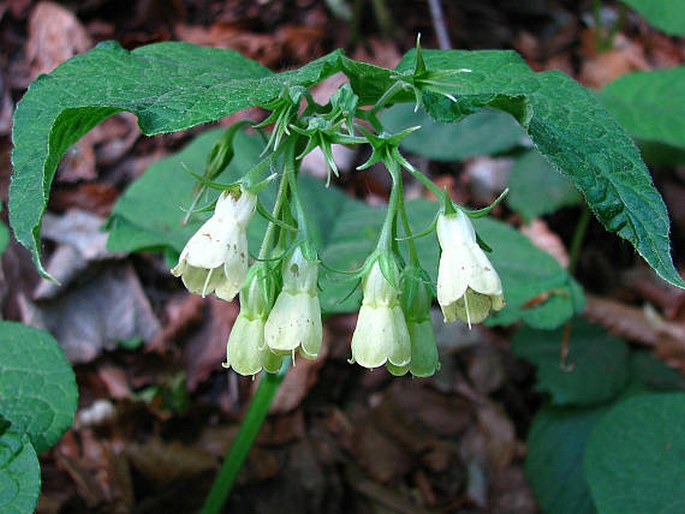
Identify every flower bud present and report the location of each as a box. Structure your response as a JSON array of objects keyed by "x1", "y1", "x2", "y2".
[
  {"x1": 265, "y1": 246, "x2": 323, "y2": 359},
  {"x1": 172, "y1": 187, "x2": 257, "y2": 302},
  {"x1": 436, "y1": 210, "x2": 504, "y2": 326},
  {"x1": 350, "y1": 257, "x2": 411, "y2": 369},
  {"x1": 399, "y1": 266, "x2": 440, "y2": 377}
]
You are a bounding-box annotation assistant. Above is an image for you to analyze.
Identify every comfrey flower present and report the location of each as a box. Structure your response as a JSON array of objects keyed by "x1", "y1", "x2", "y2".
[
  {"x1": 264, "y1": 246, "x2": 322, "y2": 359},
  {"x1": 171, "y1": 187, "x2": 257, "y2": 302},
  {"x1": 223, "y1": 265, "x2": 282, "y2": 376},
  {"x1": 350, "y1": 257, "x2": 411, "y2": 370},
  {"x1": 436, "y1": 209, "x2": 504, "y2": 326}
]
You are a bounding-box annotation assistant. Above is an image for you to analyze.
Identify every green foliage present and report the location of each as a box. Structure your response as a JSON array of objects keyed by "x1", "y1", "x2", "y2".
[
  {"x1": 0, "y1": 321, "x2": 78, "y2": 453},
  {"x1": 0, "y1": 322, "x2": 77, "y2": 513},
  {"x1": 584, "y1": 392, "x2": 685, "y2": 513},
  {"x1": 525, "y1": 405, "x2": 606, "y2": 514},
  {"x1": 507, "y1": 150, "x2": 581, "y2": 222},
  {"x1": 620, "y1": 0, "x2": 685, "y2": 36},
  {"x1": 380, "y1": 104, "x2": 525, "y2": 161},
  {"x1": 512, "y1": 320, "x2": 630, "y2": 406},
  {"x1": 520, "y1": 319, "x2": 685, "y2": 514},
  {"x1": 9, "y1": 43, "x2": 684, "y2": 289},
  {"x1": 0, "y1": 430, "x2": 41, "y2": 514},
  {"x1": 601, "y1": 67, "x2": 685, "y2": 153}
]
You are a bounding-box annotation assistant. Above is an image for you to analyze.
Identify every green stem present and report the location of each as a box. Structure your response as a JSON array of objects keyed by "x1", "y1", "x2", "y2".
[
  {"x1": 257, "y1": 152, "x2": 292, "y2": 260},
  {"x1": 390, "y1": 162, "x2": 418, "y2": 264},
  {"x1": 404, "y1": 163, "x2": 444, "y2": 200},
  {"x1": 377, "y1": 165, "x2": 401, "y2": 252},
  {"x1": 568, "y1": 204, "x2": 591, "y2": 274},
  {"x1": 200, "y1": 361, "x2": 288, "y2": 514}
]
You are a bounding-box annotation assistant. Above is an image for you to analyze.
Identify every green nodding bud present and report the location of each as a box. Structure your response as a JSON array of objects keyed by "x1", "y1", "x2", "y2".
[{"x1": 400, "y1": 265, "x2": 440, "y2": 378}]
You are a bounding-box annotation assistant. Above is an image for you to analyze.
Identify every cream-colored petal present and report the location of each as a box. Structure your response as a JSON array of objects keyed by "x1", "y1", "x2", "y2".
[
  {"x1": 264, "y1": 292, "x2": 322, "y2": 356},
  {"x1": 437, "y1": 247, "x2": 470, "y2": 307},
  {"x1": 387, "y1": 305, "x2": 411, "y2": 367},
  {"x1": 350, "y1": 305, "x2": 394, "y2": 368},
  {"x1": 183, "y1": 216, "x2": 237, "y2": 269},
  {"x1": 463, "y1": 243, "x2": 503, "y2": 296},
  {"x1": 437, "y1": 211, "x2": 477, "y2": 248},
  {"x1": 225, "y1": 315, "x2": 265, "y2": 376}
]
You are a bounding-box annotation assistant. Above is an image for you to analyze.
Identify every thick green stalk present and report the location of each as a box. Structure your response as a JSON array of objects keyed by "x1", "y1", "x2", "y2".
[{"x1": 200, "y1": 361, "x2": 288, "y2": 514}]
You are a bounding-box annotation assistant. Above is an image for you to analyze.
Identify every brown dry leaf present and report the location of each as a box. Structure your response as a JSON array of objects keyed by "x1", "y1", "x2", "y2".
[
  {"x1": 351, "y1": 420, "x2": 412, "y2": 483},
  {"x1": 148, "y1": 293, "x2": 204, "y2": 353},
  {"x1": 269, "y1": 329, "x2": 329, "y2": 414},
  {"x1": 490, "y1": 465, "x2": 539, "y2": 514},
  {"x1": 49, "y1": 183, "x2": 120, "y2": 217},
  {"x1": 257, "y1": 410, "x2": 306, "y2": 445},
  {"x1": 387, "y1": 381, "x2": 474, "y2": 438},
  {"x1": 174, "y1": 22, "x2": 282, "y2": 67},
  {"x1": 184, "y1": 297, "x2": 239, "y2": 389},
  {"x1": 35, "y1": 210, "x2": 114, "y2": 298},
  {"x1": 460, "y1": 402, "x2": 516, "y2": 477},
  {"x1": 56, "y1": 438, "x2": 135, "y2": 510},
  {"x1": 351, "y1": 36, "x2": 402, "y2": 69},
  {"x1": 520, "y1": 218, "x2": 570, "y2": 268},
  {"x1": 97, "y1": 364, "x2": 132, "y2": 400},
  {"x1": 125, "y1": 438, "x2": 217, "y2": 490},
  {"x1": 579, "y1": 31, "x2": 650, "y2": 88},
  {"x1": 584, "y1": 295, "x2": 685, "y2": 372},
  {"x1": 26, "y1": 2, "x2": 92, "y2": 81},
  {"x1": 0, "y1": 89, "x2": 12, "y2": 137},
  {"x1": 344, "y1": 464, "x2": 438, "y2": 514},
  {"x1": 21, "y1": 262, "x2": 161, "y2": 363}
]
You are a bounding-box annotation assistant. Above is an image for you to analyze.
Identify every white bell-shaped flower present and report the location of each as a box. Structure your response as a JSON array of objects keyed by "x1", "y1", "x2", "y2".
[
  {"x1": 350, "y1": 259, "x2": 411, "y2": 369},
  {"x1": 436, "y1": 210, "x2": 504, "y2": 326},
  {"x1": 264, "y1": 246, "x2": 322, "y2": 359},
  {"x1": 171, "y1": 188, "x2": 257, "y2": 302}
]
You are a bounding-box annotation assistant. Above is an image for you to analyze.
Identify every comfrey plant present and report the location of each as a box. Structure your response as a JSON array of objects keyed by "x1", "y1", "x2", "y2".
[{"x1": 9, "y1": 34, "x2": 685, "y2": 514}]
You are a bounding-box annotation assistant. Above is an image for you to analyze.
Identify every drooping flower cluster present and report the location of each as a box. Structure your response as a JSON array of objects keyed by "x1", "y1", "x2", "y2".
[{"x1": 171, "y1": 60, "x2": 505, "y2": 380}]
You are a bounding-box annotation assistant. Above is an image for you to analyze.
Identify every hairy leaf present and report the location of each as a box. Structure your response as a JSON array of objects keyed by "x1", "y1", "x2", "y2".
[
  {"x1": 0, "y1": 431, "x2": 40, "y2": 514},
  {"x1": 0, "y1": 321, "x2": 78, "y2": 453},
  {"x1": 512, "y1": 319, "x2": 630, "y2": 406},
  {"x1": 526, "y1": 405, "x2": 605, "y2": 514},
  {"x1": 584, "y1": 392, "x2": 685, "y2": 514},
  {"x1": 10, "y1": 41, "x2": 341, "y2": 278},
  {"x1": 601, "y1": 67, "x2": 685, "y2": 150}
]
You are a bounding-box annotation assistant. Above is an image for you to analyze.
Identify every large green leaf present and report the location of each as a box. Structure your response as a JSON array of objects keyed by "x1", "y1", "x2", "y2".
[
  {"x1": 0, "y1": 321, "x2": 78, "y2": 453},
  {"x1": 525, "y1": 404, "x2": 606, "y2": 514},
  {"x1": 380, "y1": 105, "x2": 525, "y2": 161},
  {"x1": 601, "y1": 67, "x2": 685, "y2": 150},
  {"x1": 384, "y1": 50, "x2": 684, "y2": 290},
  {"x1": 620, "y1": 0, "x2": 685, "y2": 36},
  {"x1": 0, "y1": 431, "x2": 40, "y2": 514},
  {"x1": 584, "y1": 392, "x2": 685, "y2": 514},
  {"x1": 507, "y1": 149, "x2": 581, "y2": 222},
  {"x1": 10, "y1": 41, "x2": 341, "y2": 278},
  {"x1": 512, "y1": 319, "x2": 630, "y2": 406}
]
